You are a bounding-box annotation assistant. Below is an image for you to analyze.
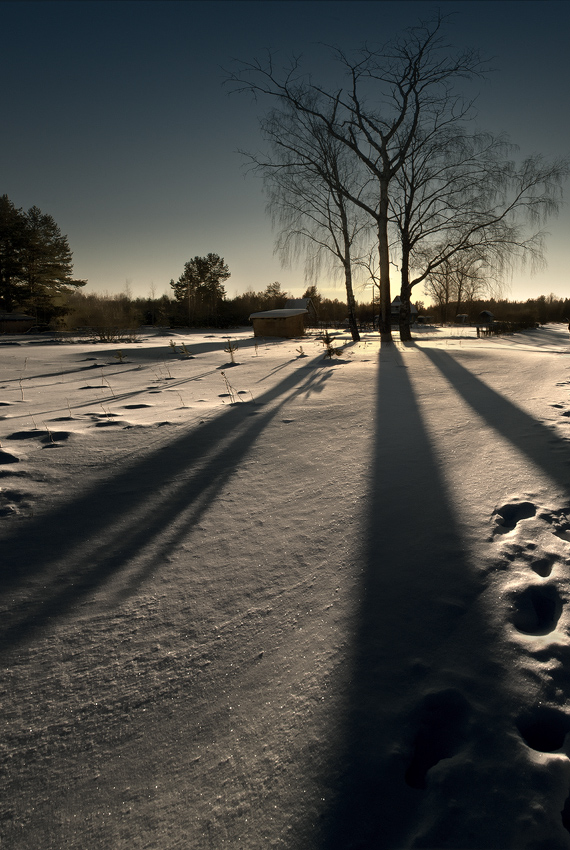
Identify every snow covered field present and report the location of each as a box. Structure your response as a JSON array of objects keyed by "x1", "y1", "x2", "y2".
[{"x1": 2, "y1": 323, "x2": 570, "y2": 849}]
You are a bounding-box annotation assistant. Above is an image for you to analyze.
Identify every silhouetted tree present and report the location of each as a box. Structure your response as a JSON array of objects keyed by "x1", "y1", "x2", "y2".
[
  {"x1": 227, "y1": 14, "x2": 487, "y2": 343},
  {"x1": 242, "y1": 103, "x2": 369, "y2": 341},
  {"x1": 261, "y1": 281, "x2": 288, "y2": 309},
  {"x1": 0, "y1": 195, "x2": 86, "y2": 320},
  {"x1": 302, "y1": 284, "x2": 322, "y2": 312},
  {"x1": 423, "y1": 253, "x2": 496, "y2": 321},
  {"x1": 171, "y1": 254, "x2": 230, "y2": 325},
  {"x1": 391, "y1": 126, "x2": 568, "y2": 339},
  {"x1": 0, "y1": 195, "x2": 27, "y2": 311}
]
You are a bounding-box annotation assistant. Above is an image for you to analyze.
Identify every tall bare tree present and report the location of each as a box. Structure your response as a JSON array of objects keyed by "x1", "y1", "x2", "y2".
[
  {"x1": 245, "y1": 104, "x2": 370, "y2": 341},
  {"x1": 227, "y1": 14, "x2": 487, "y2": 343},
  {"x1": 391, "y1": 126, "x2": 568, "y2": 339}
]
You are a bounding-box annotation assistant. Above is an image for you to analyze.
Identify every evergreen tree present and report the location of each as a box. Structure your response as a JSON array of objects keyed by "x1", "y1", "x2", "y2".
[
  {"x1": 262, "y1": 281, "x2": 288, "y2": 309},
  {"x1": 171, "y1": 254, "x2": 230, "y2": 324},
  {"x1": 0, "y1": 195, "x2": 86, "y2": 320},
  {"x1": 0, "y1": 195, "x2": 28, "y2": 312}
]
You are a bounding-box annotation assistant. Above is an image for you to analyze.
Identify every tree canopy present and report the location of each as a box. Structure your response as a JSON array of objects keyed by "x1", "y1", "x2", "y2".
[
  {"x1": 170, "y1": 254, "x2": 230, "y2": 324},
  {"x1": 0, "y1": 195, "x2": 86, "y2": 321},
  {"x1": 227, "y1": 14, "x2": 568, "y2": 343}
]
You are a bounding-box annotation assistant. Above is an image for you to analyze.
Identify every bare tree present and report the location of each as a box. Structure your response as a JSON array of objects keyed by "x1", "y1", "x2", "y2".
[
  {"x1": 226, "y1": 14, "x2": 487, "y2": 343},
  {"x1": 392, "y1": 126, "x2": 568, "y2": 339},
  {"x1": 423, "y1": 253, "x2": 490, "y2": 321},
  {"x1": 246, "y1": 105, "x2": 371, "y2": 341}
]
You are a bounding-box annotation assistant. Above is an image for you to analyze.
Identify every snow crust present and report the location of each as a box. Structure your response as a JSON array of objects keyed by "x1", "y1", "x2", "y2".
[{"x1": 2, "y1": 323, "x2": 570, "y2": 848}]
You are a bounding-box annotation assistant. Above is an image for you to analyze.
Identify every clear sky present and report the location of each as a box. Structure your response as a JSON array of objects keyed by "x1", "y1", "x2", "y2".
[{"x1": 2, "y1": 0, "x2": 569, "y2": 304}]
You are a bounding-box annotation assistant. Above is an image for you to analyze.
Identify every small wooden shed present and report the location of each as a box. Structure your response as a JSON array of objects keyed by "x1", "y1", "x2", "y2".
[
  {"x1": 0, "y1": 312, "x2": 35, "y2": 334},
  {"x1": 249, "y1": 308, "x2": 308, "y2": 338}
]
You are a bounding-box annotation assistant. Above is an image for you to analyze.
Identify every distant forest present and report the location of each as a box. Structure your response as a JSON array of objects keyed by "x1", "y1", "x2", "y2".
[{"x1": 58, "y1": 286, "x2": 570, "y2": 332}]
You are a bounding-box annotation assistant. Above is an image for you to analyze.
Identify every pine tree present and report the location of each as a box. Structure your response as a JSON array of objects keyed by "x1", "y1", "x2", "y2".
[
  {"x1": 0, "y1": 195, "x2": 28, "y2": 312},
  {"x1": 171, "y1": 254, "x2": 230, "y2": 324},
  {"x1": 0, "y1": 195, "x2": 86, "y2": 321}
]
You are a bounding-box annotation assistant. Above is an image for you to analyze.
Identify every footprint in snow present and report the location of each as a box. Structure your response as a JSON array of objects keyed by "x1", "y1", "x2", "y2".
[
  {"x1": 491, "y1": 501, "x2": 570, "y2": 620},
  {"x1": 405, "y1": 689, "x2": 471, "y2": 790},
  {"x1": 507, "y1": 583, "x2": 564, "y2": 635},
  {"x1": 517, "y1": 705, "x2": 570, "y2": 752},
  {"x1": 493, "y1": 501, "x2": 537, "y2": 533},
  {"x1": 529, "y1": 552, "x2": 559, "y2": 578},
  {"x1": 499, "y1": 541, "x2": 558, "y2": 578},
  {"x1": 537, "y1": 507, "x2": 570, "y2": 543}
]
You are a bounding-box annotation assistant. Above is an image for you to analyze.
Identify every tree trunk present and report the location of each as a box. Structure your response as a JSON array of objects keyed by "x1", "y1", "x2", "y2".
[
  {"x1": 340, "y1": 209, "x2": 360, "y2": 342},
  {"x1": 399, "y1": 284, "x2": 413, "y2": 342},
  {"x1": 398, "y1": 246, "x2": 413, "y2": 342},
  {"x1": 377, "y1": 182, "x2": 392, "y2": 344},
  {"x1": 345, "y1": 265, "x2": 360, "y2": 342}
]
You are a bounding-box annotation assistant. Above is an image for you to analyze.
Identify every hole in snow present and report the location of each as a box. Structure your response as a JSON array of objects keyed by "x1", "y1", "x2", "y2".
[
  {"x1": 517, "y1": 706, "x2": 570, "y2": 752},
  {"x1": 509, "y1": 584, "x2": 563, "y2": 635},
  {"x1": 404, "y1": 689, "x2": 470, "y2": 790},
  {"x1": 530, "y1": 556, "x2": 556, "y2": 578},
  {"x1": 495, "y1": 501, "x2": 536, "y2": 530}
]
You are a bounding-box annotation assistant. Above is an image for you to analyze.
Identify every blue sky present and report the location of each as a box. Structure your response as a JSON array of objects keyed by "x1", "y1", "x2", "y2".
[{"x1": 2, "y1": 0, "x2": 569, "y2": 303}]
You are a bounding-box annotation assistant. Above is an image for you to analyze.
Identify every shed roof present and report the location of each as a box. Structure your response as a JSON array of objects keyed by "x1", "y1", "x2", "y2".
[
  {"x1": 249, "y1": 309, "x2": 308, "y2": 319},
  {"x1": 390, "y1": 296, "x2": 418, "y2": 314},
  {"x1": 285, "y1": 298, "x2": 311, "y2": 309},
  {"x1": 0, "y1": 312, "x2": 34, "y2": 321}
]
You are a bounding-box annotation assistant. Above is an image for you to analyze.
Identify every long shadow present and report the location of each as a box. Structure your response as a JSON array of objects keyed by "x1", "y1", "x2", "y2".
[
  {"x1": 421, "y1": 347, "x2": 570, "y2": 497},
  {"x1": 318, "y1": 347, "x2": 483, "y2": 849},
  {"x1": 0, "y1": 358, "x2": 324, "y2": 652}
]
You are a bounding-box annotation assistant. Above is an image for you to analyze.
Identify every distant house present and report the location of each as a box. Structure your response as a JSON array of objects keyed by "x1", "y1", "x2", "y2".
[
  {"x1": 455, "y1": 314, "x2": 469, "y2": 324},
  {"x1": 477, "y1": 310, "x2": 494, "y2": 324},
  {"x1": 249, "y1": 308, "x2": 308, "y2": 338},
  {"x1": 390, "y1": 296, "x2": 418, "y2": 324},
  {"x1": 0, "y1": 312, "x2": 35, "y2": 334},
  {"x1": 284, "y1": 298, "x2": 318, "y2": 322}
]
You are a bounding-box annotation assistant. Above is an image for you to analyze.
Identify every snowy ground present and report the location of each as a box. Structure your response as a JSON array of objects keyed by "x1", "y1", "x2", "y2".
[{"x1": 2, "y1": 323, "x2": 570, "y2": 849}]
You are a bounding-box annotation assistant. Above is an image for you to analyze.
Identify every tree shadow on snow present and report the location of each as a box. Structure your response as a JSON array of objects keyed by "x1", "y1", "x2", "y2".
[
  {"x1": 317, "y1": 347, "x2": 483, "y2": 849},
  {"x1": 422, "y1": 347, "x2": 570, "y2": 495},
  {"x1": 318, "y1": 343, "x2": 570, "y2": 848},
  {"x1": 0, "y1": 358, "x2": 326, "y2": 651}
]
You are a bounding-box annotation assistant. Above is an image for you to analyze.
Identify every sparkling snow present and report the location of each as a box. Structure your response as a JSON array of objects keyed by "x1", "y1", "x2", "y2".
[{"x1": 2, "y1": 323, "x2": 570, "y2": 849}]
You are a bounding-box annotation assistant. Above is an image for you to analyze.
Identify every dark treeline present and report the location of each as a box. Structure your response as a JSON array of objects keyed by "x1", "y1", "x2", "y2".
[
  {"x1": 426, "y1": 294, "x2": 570, "y2": 326},
  {"x1": 61, "y1": 283, "x2": 350, "y2": 331},
  {"x1": 59, "y1": 288, "x2": 570, "y2": 333}
]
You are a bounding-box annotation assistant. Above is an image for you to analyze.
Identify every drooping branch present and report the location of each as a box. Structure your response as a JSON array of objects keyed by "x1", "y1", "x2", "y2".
[{"x1": 225, "y1": 14, "x2": 488, "y2": 343}]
